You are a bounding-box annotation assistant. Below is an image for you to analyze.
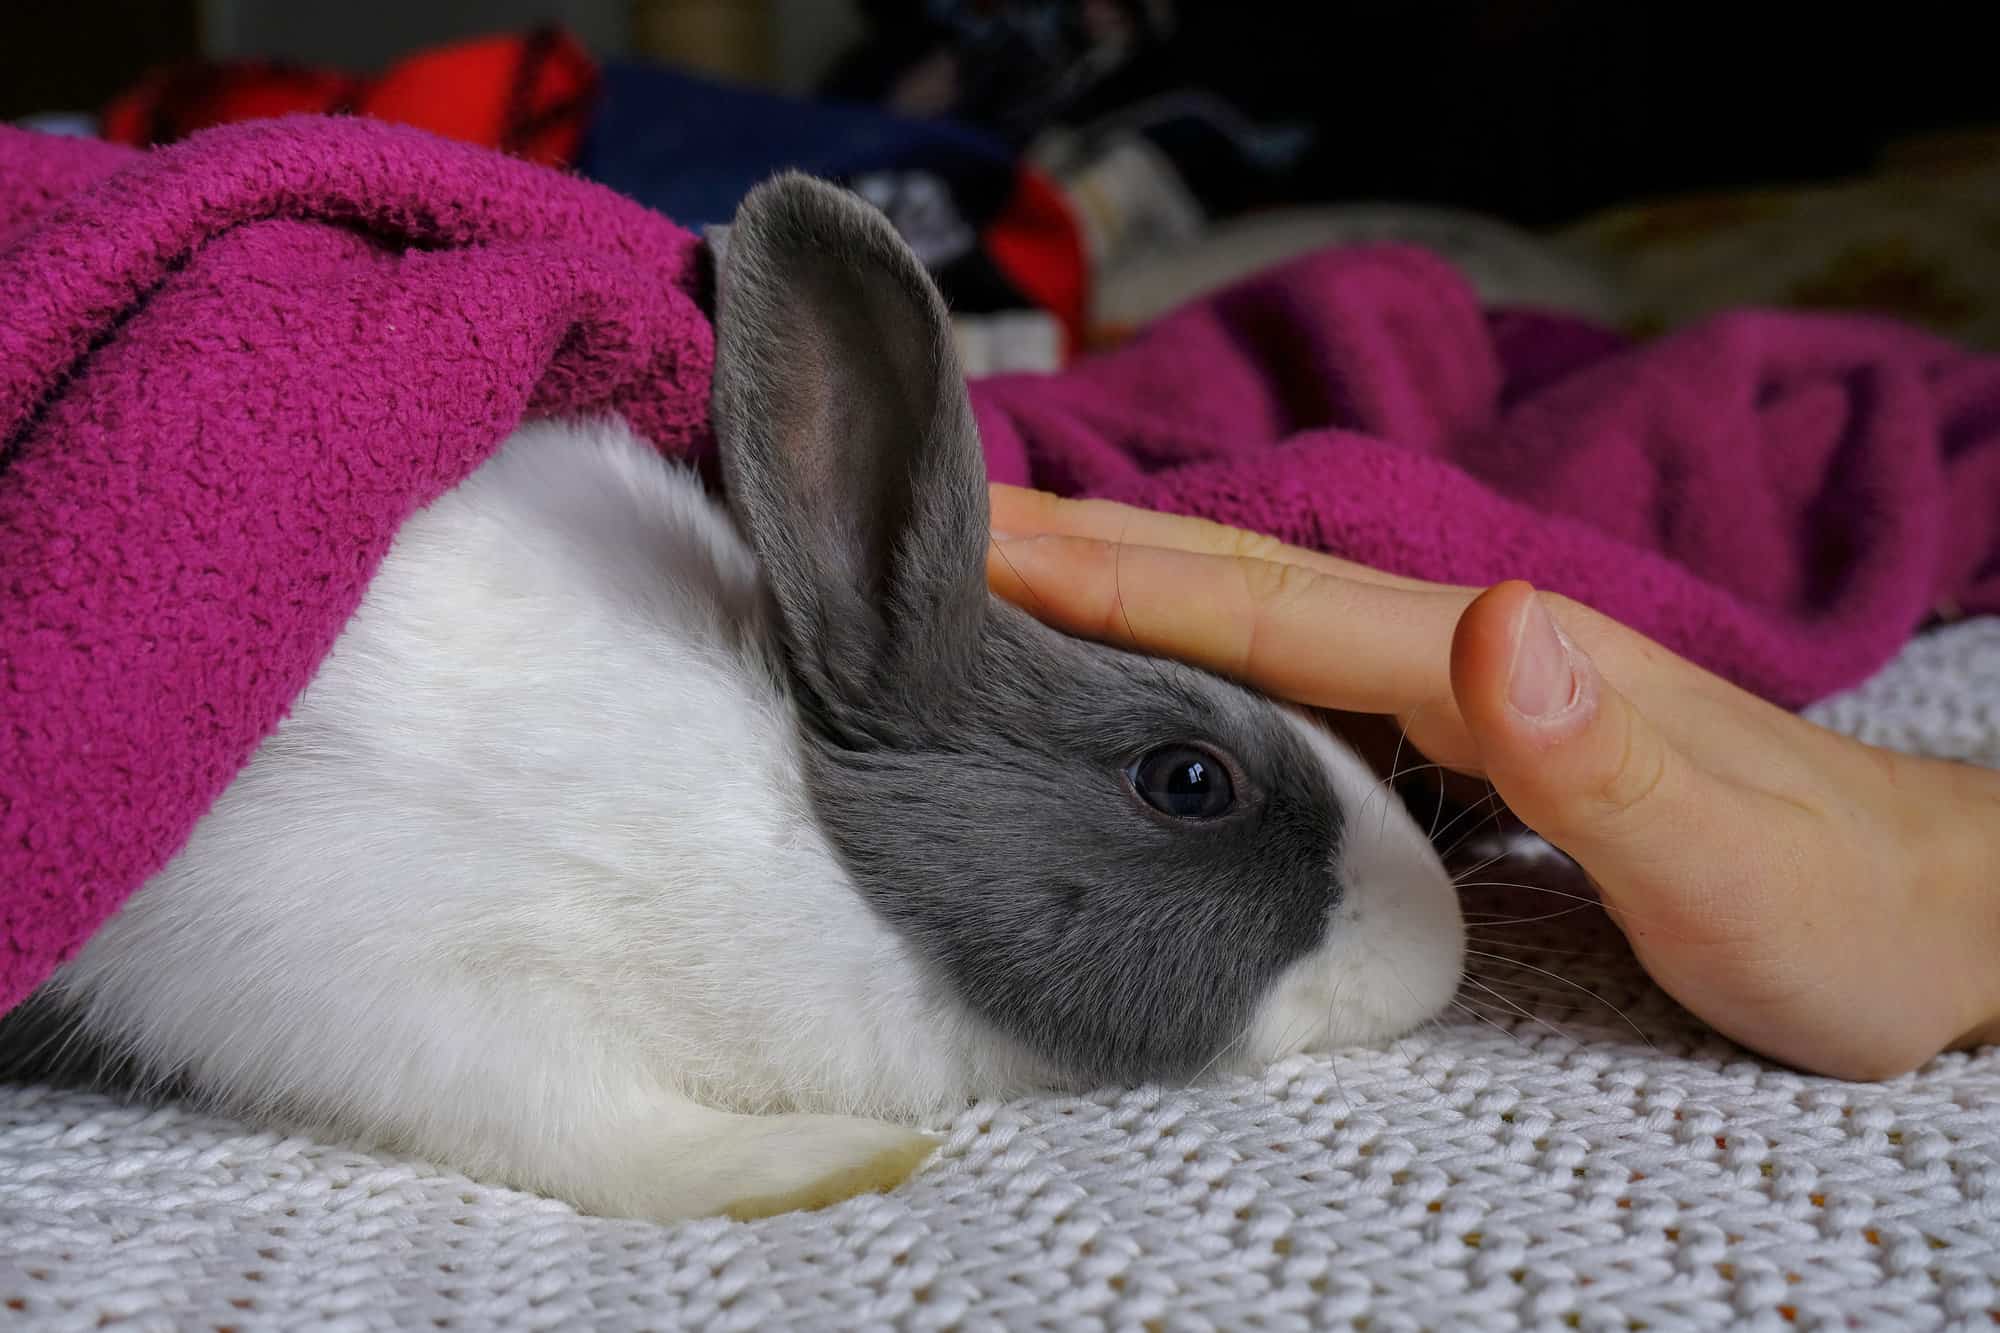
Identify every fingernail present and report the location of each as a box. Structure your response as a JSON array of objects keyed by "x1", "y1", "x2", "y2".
[
  {"x1": 1508, "y1": 592, "x2": 1580, "y2": 721},
  {"x1": 990, "y1": 529, "x2": 1018, "y2": 543}
]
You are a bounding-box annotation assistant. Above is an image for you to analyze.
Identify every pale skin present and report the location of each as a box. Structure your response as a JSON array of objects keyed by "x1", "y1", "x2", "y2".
[{"x1": 987, "y1": 485, "x2": 2000, "y2": 1082}]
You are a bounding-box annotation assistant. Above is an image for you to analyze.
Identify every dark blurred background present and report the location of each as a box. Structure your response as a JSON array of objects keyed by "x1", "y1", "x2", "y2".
[
  {"x1": 8, "y1": 1, "x2": 1992, "y2": 221},
  {"x1": 7, "y1": 1, "x2": 2000, "y2": 364}
]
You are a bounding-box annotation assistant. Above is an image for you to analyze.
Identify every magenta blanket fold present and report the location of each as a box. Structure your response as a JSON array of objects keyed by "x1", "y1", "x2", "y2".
[{"x1": 5, "y1": 119, "x2": 1998, "y2": 1014}]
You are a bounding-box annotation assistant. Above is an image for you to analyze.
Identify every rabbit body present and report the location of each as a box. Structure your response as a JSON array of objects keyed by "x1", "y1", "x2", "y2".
[{"x1": 9, "y1": 176, "x2": 1465, "y2": 1223}]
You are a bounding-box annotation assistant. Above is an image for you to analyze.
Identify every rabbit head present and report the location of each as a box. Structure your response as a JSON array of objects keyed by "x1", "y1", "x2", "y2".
[{"x1": 711, "y1": 175, "x2": 1466, "y2": 1090}]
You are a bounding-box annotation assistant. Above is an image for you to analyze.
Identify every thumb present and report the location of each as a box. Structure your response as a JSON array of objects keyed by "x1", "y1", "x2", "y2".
[{"x1": 1451, "y1": 582, "x2": 1692, "y2": 876}]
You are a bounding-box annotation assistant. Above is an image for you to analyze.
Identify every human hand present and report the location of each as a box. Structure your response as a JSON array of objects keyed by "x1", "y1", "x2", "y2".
[{"x1": 987, "y1": 485, "x2": 2000, "y2": 1079}]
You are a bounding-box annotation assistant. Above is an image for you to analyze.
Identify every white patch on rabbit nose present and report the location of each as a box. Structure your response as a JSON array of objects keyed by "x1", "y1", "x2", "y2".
[{"x1": 1237, "y1": 711, "x2": 1467, "y2": 1064}]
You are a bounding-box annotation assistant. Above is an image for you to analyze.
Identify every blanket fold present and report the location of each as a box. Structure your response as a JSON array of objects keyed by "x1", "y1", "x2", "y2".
[{"x1": 4, "y1": 118, "x2": 1998, "y2": 1014}]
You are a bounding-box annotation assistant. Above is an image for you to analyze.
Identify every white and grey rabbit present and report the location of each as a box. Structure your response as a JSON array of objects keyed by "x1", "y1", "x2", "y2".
[{"x1": 0, "y1": 175, "x2": 1465, "y2": 1222}]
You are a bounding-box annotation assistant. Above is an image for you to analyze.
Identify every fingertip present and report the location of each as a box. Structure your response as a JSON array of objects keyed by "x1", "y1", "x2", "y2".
[
  {"x1": 984, "y1": 535, "x2": 1023, "y2": 596},
  {"x1": 1450, "y1": 581, "x2": 1539, "y2": 733},
  {"x1": 987, "y1": 481, "x2": 1047, "y2": 506},
  {"x1": 987, "y1": 482, "x2": 1064, "y2": 537},
  {"x1": 984, "y1": 533, "x2": 1057, "y2": 610}
]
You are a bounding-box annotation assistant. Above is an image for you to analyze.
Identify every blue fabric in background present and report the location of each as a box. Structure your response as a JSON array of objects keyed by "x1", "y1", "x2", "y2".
[{"x1": 577, "y1": 61, "x2": 1015, "y2": 231}]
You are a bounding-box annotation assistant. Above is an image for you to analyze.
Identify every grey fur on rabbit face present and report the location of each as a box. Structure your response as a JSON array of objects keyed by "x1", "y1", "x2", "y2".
[
  {"x1": 4, "y1": 173, "x2": 1464, "y2": 1224},
  {"x1": 717, "y1": 175, "x2": 1464, "y2": 1086}
]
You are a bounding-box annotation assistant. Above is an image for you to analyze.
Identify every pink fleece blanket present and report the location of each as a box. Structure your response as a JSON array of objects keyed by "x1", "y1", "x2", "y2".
[{"x1": 4, "y1": 120, "x2": 1997, "y2": 1015}]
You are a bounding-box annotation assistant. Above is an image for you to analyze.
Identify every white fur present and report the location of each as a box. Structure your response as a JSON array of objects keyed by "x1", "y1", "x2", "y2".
[
  {"x1": 45, "y1": 419, "x2": 1462, "y2": 1222},
  {"x1": 1241, "y1": 714, "x2": 1467, "y2": 1065}
]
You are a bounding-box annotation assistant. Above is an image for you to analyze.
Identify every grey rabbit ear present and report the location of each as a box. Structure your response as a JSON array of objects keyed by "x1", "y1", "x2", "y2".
[
  {"x1": 710, "y1": 172, "x2": 988, "y2": 722},
  {"x1": 701, "y1": 224, "x2": 731, "y2": 270}
]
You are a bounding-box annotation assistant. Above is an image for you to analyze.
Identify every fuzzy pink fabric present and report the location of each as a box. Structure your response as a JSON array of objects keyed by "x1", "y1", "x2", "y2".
[{"x1": 6, "y1": 119, "x2": 1999, "y2": 1014}]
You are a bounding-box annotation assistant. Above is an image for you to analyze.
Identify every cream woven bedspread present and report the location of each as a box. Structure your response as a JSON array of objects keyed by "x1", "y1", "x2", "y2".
[{"x1": 5, "y1": 620, "x2": 1997, "y2": 1332}]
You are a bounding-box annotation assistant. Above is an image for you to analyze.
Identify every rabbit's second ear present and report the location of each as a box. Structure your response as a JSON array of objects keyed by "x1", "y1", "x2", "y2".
[
  {"x1": 701, "y1": 225, "x2": 731, "y2": 271},
  {"x1": 710, "y1": 174, "x2": 987, "y2": 716}
]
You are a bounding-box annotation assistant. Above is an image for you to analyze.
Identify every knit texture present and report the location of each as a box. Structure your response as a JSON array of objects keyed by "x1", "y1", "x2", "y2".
[{"x1": 3, "y1": 618, "x2": 1996, "y2": 1331}]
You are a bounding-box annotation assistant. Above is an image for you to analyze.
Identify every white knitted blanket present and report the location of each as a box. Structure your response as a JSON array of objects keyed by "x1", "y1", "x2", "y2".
[{"x1": 5, "y1": 621, "x2": 1998, "y2": 1331}]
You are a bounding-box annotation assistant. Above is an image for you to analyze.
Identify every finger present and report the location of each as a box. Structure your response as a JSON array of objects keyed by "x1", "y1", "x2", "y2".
[
  {"x1": 990, "y1": 484, "x2": 1469, "y2": 593},
  {"x1": 1450, "y1": 581, "x2": 1706, "y2": 896},
  {"x1": 988, "y1": 532, "x2": 1473, "y2": 718},
  {"x1": 992, "y1": 486, "x2": 1746, "y2": 749}
]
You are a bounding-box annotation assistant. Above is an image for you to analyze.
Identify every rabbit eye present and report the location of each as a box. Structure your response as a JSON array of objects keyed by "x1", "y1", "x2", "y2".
[{"x1": 1128, "y1": 745, "x2": 1235, "y2": 820}]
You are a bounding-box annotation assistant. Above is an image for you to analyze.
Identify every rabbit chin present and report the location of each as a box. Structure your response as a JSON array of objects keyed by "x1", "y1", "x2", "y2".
[{"x1": 1236, "y1": 713, "x2": 1467, "y2": 1065}]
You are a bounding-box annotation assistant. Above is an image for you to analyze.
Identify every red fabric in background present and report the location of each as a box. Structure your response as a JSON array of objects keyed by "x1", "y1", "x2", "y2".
[{"x1": 102, "y1": 28, "x2": 597, "y2": 169}]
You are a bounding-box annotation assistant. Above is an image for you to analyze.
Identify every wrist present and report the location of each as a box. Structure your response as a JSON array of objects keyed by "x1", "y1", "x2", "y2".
[{"x1": 1930, "y1": 755, "x2": 2000, "y2": 1051}]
